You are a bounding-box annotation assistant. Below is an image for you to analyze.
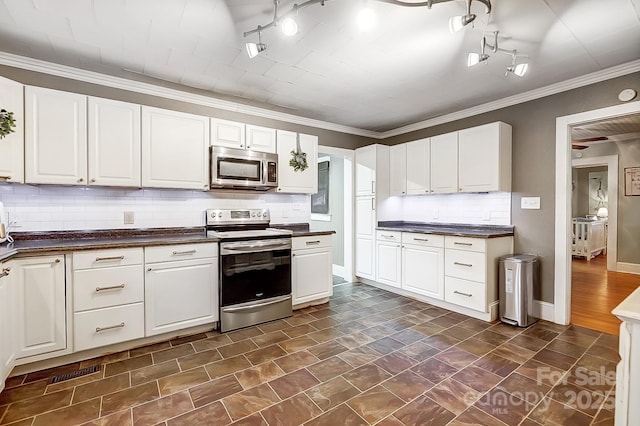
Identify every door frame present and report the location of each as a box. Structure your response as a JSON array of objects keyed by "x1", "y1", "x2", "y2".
[
  {"x1": 554, "y1": 100, "x2": 640, "y2": 325},
  {"x1": 317, "y1": 145, "x2": 355, "y2": 282}
]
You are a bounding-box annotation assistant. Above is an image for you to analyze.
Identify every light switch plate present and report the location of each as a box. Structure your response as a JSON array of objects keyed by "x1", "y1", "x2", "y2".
[
  {"x1": 521, "y1": 197, "x2": 541, "y2": 210},
  {"x1": 124, "y1": 211, "x2": 135, "y2": 224}
]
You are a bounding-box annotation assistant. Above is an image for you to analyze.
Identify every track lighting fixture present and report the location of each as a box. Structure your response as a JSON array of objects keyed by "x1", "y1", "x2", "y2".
[
  {"x1": 243, "y1": 0, "x2": 492, "y2": 58},
  {"x1": 467, "y1": 31, "x2": 529, "y2": 77}
]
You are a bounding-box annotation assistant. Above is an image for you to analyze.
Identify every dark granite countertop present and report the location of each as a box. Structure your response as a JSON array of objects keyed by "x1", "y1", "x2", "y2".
[
  {"x1": 0, "y1": 227, "x2": 216, "y2": 262},
  {"x1": 271, "y1": 223, "x2": 336, "y2": 237},
  {"x1": 377, "y1": 221, "x2": 514, "y2": 238}
]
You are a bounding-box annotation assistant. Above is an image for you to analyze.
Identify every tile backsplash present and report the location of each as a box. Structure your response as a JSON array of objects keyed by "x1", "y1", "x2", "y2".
[
  {"x1": 0, "y1": 185, "x2": 311, "y2": 232},
  {"x1": 400, "y1": 192, "x2": 512, "y2": 225}
]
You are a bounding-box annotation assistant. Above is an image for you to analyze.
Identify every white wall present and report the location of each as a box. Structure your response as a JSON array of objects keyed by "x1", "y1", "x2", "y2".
[
  {"x1": 399, "y1": 192, "x2": 512, "y2": 225},
  {"x1": 0, "y1": 185, "x2": 310, "y2": 232}
]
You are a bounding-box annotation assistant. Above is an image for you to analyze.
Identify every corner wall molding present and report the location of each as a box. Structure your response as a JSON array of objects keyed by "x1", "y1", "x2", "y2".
[
  {"x1": 1, "y1": 52, "x2": 638, "y2": 140},
  {"x1": 532, "y1": 300, "x2": 555, "y2": 323}
]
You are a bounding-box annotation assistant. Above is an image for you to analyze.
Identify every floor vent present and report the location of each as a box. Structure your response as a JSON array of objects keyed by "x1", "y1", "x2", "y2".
[{"x1": 50, "y1": 365, "x2": 100, "y2": 384}]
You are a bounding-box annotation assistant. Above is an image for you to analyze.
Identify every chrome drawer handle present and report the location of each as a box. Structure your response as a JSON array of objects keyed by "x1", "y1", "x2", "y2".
[
  {"x1": 96, "y1": 322, "x2": 125, "y2": 333},
  {"x1": 172, "y1": 249, "x2": 197, "y2": 255},
  {"x1": 95, "y1": 256, "x2": 125, "y2": 262},
  {"x1": 306, "y1": 240, "x2": 321, "y2": 245},
  {"x1": 454, "y1": 290, "x2": 473, "y2": 297},
  {"x1": 95, "y1": 284, "x2": 125, "y2": 292},
  {"x1": 454, "y1": 242, "x2": 473, "y2": 246},
  {"x1": 414, "y1": 238, "x2": 429, "y2": 242},
  {"x1": 381, "y1": 235, "x2": 395, "y2": 239},
  {"x1": 454, "y1": 262, "x2": 473, "y2": 267},
  {"x1": 0, "y1": 175, "x2": 11, "y2": 181}
]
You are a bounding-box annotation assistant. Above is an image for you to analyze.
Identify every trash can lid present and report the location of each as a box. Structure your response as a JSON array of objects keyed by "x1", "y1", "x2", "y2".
[{"x1": 500, "y1": 254, "x2": 538, "y2": 263}]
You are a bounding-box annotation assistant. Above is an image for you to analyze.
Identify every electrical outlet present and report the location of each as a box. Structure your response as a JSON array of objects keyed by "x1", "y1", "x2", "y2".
[
  {"x1": 521, "y1": 197, "x2": 541, "y2": 210},
  {"x1": 124, "y1": 211, "x2": 135, "y2": 224}
]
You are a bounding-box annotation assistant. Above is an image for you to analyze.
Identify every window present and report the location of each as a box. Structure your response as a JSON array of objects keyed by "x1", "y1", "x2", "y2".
[{"x1": 311, "y1": 159, "x2": 330, "y2": 214}]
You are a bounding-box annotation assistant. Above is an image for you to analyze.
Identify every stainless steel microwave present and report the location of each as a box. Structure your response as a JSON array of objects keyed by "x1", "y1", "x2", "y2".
[{"x1": 210, "y1": 146, "x2": 278, "y2": 190}]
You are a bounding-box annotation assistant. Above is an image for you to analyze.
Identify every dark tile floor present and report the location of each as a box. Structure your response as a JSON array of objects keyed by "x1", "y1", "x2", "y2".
[{"x1": 0, "y1": 283, "x2": 618, "y2": 425}]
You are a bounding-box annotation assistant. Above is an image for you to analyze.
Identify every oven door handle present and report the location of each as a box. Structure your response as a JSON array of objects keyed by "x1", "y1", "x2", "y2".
[
  {"x1": 220, "y1": 239, "x2": 291, "y2": 254},
  {"x1": 221, "y1": 295, "x2": 292, "y2": 313}
]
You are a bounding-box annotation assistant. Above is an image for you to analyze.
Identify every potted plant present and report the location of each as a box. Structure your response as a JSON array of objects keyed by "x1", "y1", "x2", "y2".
[{"x1": 0, "y1": 109, "x2": 16, "y2": 139}]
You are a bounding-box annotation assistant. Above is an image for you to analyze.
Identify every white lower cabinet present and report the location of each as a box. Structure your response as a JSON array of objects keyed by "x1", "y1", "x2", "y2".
[
  {"x1": 13, "y1": 255, "x2": 67, "y2": 359},
  {"x1": 292, "y1": 235, "x2": 333, "y2": 306},
  {"x1": 0, "y1": 261, "x2": 16, "y2": 392},
  {"x1": 376, "y1": 231, "x2": 402, "y2": 288},
  {"x1": 355, "y1": 237, "x2": 375, "y2": 279},
  {"x1": 401, "y1": 233, "x2": 444, "y2": 300},
  {"x1": 145, "y1": 243, "x2": 218, "y2": 336},
  {"x1": 74, "y1": 303, "x2": 144, "y2": 352}
]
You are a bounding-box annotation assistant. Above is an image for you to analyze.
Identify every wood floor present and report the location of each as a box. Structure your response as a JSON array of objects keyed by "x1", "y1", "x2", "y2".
[{"x1": 571, "y1": 254, "x2": 640, "y2": 335}]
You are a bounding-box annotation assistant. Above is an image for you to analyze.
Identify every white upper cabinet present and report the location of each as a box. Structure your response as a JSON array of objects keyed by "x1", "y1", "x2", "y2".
[
  {"x1": 406, "y1": 138, "x2": 430, "y2": 195},
  {"x1": 458, "y1": 122, "x2": 512, "y2": 193},
  {"x1": 276, "y1": 130, "x2": 318, "y2": 194},
  {"x1": 246, "y1": 124, "x2": 276, "y2": 153},
  {"x1": 25, "y1": 86, "x2": 87, "y2": 185},
  {"x1": 355, "y1": 145, "x2": 377, "y2": 196},
  {"x1": 389, "y1": 144, "x2": 407, "y2": 196},
  {"x1": 430, "y1": 131, "x2": 458, "y2": 194},
  {"x1": 141, "y1": 106, "x2": 210, "y2": 190},
  {"x1": 88, "y1": 97, "x2": 141, "y2": 187},
  {"x1": 0, "y1": 77, "x2": 24, "y2": 183},
  {"x1": 211, "y1": 118, "x2": 245, "y2": 150}
]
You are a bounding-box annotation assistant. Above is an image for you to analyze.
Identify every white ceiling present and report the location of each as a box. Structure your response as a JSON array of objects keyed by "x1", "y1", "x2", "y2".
[{"x1": 0, "y1": 0, "x2": 639, "y2": 132}]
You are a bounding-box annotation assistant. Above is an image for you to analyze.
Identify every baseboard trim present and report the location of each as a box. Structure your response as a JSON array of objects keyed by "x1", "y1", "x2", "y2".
[
  {"x1": 616, "y1": 262, "x2": 640, "y2": 275},
  {"x1": 533, "y1": 300, "x2": 555, "y2": 322}
]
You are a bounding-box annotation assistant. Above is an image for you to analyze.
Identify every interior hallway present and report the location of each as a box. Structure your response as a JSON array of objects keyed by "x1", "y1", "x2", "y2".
[{"x1": 571, "y1": 254, "x2": 640, "y2": 335}]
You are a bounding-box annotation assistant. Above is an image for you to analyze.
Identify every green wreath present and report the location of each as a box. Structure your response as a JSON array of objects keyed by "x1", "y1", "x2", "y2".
[
  {"x1": 0, "y1": 109, "x2": 16, "y2": 139},
  {"x1": 289, "y1": 150, "x2": 308, "y2": 172}
]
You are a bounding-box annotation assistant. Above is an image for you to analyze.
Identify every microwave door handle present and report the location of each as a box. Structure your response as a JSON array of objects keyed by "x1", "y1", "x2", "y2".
[{"x1": 262, "y1": 161, "x2": 267, "y2": 184}]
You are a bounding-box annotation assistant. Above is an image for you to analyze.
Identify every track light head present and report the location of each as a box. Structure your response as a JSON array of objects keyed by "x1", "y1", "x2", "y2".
[
  {"x1": 281, "y1": 16, "x2": 298, "y2": 36},
  {"x1": 246, "y1": 28, "x2": 267, "y2": 58},
  {"x1": 467, "y1": 52, "x2": 489, "y2": 67},
  {"x1": 505, "y1": 53, "x2": 528, "y2": 77},
  {"x1": 357, "y1": 6, "x2": 376, "y2": 31},
  {"x1": 449, "y1": 13, "x2": 476, "y2": 33}
]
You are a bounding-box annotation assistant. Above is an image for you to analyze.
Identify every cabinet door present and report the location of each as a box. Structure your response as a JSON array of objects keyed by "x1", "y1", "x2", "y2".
[
  {"x1": 430, "y1": 132, "x2": 458, "y2": 193},
  {"x1": 355, "y1": 237, "x2": 375, "y2": 279},
  {"x1": 0, "y1": 262, "x2": 16, "y2": 391},
  {"x1": 406, "y1": 138, "x2": 430, "y2": 195},
  {"x1": 0, "y1": 77, "x2": 24, "y2": 183},
  {"x1": 246, "y1": 124, "x2": 276, "y2": 153},
  {"x1": 355, "y1": 196, "x2": 375, "y2": 237},
  {"x1": 458, "y1": 122, "x2": 511, "y2": 192},
  {"x1": 88, "y1": 97, "x2": 141, "y2": 187},
  {"x1": 355, "y1": 145, "x2": 376, "y2": 196},
  {"x1": 292, "y1": 247, "x2": 332, "y2": 305},
  {"x1": 376, "y1": 241, "x2": 401, "y2": 288},
  {"x1": 402, "y1": 245, "x2": 444, "y2": 299},
  {"x1": 211, "y1": 118, "x2": 245, "y2": 149},
  {"x1": 276, "y1": 131, "x2": 318, "y2": 194},
  {"x1": 141, "y1": 107, "x2": 210, "y2": 190},
  {"x1": 25, "y1": 87, "x2": 87, "y2": 185},
  {"x1": 145, "y1": 258, "x2": 218, "y2": 336},
  {"x1": 389, "y1": 144, "x2": 406, "y2": 196},
  {"x1": 14, "y1": 256, "x2": 67, "y2": 359}
]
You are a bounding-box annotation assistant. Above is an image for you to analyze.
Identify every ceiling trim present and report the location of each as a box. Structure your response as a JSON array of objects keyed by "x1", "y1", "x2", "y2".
[
  {"x1": 0, "y1": 52, "x2": 380, "y2": 139},
  {"x1": 0, "y1": 52, "x2": 638, "y2": 140},
  {"x1": 380, "y1": 60, "x2": 640, "y2": 138}
]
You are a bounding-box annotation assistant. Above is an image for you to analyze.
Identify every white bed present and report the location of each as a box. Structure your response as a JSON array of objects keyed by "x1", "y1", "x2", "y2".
[{"x1": 572, "y1": 218, "x2": 607, "y2": 260}]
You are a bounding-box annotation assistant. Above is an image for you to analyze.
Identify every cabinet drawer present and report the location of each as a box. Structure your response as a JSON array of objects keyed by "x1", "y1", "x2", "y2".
[
  {"x1": 73, "y1": 265, "x2": 144, "y2": 312},
  {"x1": 402, "y1": 233, "x2": 444, "y2": 248},
  {"x1": 73, "y1": 248, "x2": 143, "y2": 270},
  {"x1": 445, "y1": 236, "x2": 486, "y2": 252},
  {"x1": 74, "y1": 303, "x2": 144, "y2": 352},
  {"x1": 292, "y1": 235, "x2": 332, "y2": 250},
  {"x1": 445, "y1": 250, "x2": 486, "y2": 282},
  {"x1": 444, "y1": 277, "x2": 486, "y2": 312},
  {"x1": 376, "y1": 231, "x2": 401, "y2": 243},
  {"x1": 145, "y1": 243, "x2": 217, "y2": 263}
]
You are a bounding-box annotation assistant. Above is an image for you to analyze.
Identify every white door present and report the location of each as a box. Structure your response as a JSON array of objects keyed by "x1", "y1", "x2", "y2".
[
  {"x1": 246, "y1": 124, "x2": 276, "y2": 153},
  {"x1": 376, "y1": 241, "x2": 401, "y2": 288},
  {"x1": 292, "y1": 247, "x2": 332, "y2": 305},
  {"x1": 355, "y1": 197, "x2": 375, "y2": 237},
  {"x1": 141, "y1": 107, "x2": 210, "y2": 190},
  {"x1": 406, "y1": 138, "x2": 430, "y2": 195},
  {"x1": 389, "y1": 144, "x2": 407, "y2": 196},
  {"x1": 430, "y1": 131, "x2": 458, "y2": 193},
  {"x1": 88, "y1": 97, "x2": 141, "y2": 187},
  {"x1": 276, "y1": 131, "x2": 318, "y2": 194},
  {"x1": 355, "y1": 145, "x2": 376, "y2": 196},
  {"x1": 14, "y1": 256, "x2": 67, "y2": 359},
  {"x1": 0, "y1": 77, "x2": 24, "y2": 183},
  {"x1": 0, "y1": 262, "x2": 16, "y2": 390},
  {"x1": 458, "y1": 123, "x2": 500, "y2": 192},
  {"x1": 211, "y1": 118, "x2": 245, "y2": 149},
  {"x1": 145, "y1": 258, "x2": 218, "y2": 336},
  {"x1": 25, "y1": 86, "x2": 87, "y2": 185},
  {"x1": 355, "y1": 237, "x2": 375, "y2": 279},
  {"x1": 402, "y1": 245, "x2": 444, "y2": 299}
]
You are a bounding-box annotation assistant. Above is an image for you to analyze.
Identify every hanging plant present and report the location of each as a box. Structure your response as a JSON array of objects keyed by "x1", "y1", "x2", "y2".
[
  {"x1": 289, "y1": 133, "x2": 308, "y2": 172},
  {"x1": 0, "y1": 109, "x2": 16, "y2": 139}
]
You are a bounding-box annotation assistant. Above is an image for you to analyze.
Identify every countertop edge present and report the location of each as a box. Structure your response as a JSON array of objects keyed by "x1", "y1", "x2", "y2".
[{"x1": 376, "y1": 226, "x2": 514, "y2": 239}]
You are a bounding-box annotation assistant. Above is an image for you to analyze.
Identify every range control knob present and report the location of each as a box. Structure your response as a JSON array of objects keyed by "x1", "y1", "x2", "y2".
[{"x1": 218, "y1": 212, "x2": 223, "y2": 218}]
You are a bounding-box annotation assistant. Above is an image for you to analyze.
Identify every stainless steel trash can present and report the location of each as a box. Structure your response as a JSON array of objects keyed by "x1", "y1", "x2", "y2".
[{"x1": 499, "y1": 254, "x2": 539, "y2": 327}]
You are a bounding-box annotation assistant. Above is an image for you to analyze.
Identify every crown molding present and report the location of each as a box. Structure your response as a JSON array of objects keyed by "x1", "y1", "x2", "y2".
[
  {"x1": 0, "y1": 51, "x2": 638, "y2": 141},
  {"x1": 379, "y1": 59, "x2": 640, "y2": 138},
  {"x1": 0, "y1": 52, "x2": 380, "y2": 139}
]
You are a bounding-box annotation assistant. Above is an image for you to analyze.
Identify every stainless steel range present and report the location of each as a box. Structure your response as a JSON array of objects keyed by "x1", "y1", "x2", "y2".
[{"x1": 206, "y1": 209, "x2": 293, "y2": 333}]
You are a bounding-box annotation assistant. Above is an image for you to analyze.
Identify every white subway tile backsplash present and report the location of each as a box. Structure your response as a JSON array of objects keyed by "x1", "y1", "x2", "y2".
[{"x1": 401, "y1": 192, "x2": 511, "y2": 225}]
